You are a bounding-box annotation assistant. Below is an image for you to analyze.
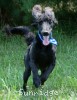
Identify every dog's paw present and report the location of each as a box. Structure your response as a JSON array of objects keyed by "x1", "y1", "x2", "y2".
[
  {"x1": 19, "y1": 88, "x2": 27, "y2": 95},
  {"x1": 23, "y1": 84, "x2": 27, "y2": 92},
  {"x1": 33, "y1": 77, "x2": 41, "y2": 88}
]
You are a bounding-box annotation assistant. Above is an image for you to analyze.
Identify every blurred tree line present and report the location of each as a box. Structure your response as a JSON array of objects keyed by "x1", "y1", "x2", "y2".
[{"x1": 0, "y1": 0, "x2": 77, "y2": 26}]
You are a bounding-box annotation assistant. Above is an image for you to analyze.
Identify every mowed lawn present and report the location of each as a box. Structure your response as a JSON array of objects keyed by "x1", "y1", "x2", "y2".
[{"x1": 0, "y1": 29, "x2": 77, "y2": 100}]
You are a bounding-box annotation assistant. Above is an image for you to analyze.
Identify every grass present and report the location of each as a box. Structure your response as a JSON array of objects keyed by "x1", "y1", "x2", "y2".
[{"x1": 0, "y1": 26, "x2": 77, "y2": 100}]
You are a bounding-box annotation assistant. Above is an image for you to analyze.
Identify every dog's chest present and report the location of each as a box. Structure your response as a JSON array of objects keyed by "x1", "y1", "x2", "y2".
[{"x1": 34, "y1": 45, "x2": 54, "y2": 67}]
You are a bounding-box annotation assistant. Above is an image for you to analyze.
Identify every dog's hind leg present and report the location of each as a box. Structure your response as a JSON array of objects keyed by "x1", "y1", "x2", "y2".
[
  {"x1": 23, "y1": 51, "x2": 31, "y2": 92},
  {"x1": 23, "y1": 67, "x2": 31, "y2": 91},
  {"x1": 29, "y1": 60, "x2": 41, "y2": 88}
]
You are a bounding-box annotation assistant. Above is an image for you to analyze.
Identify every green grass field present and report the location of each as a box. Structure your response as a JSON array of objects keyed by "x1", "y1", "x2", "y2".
[{"x1": 0, "y1": 27, "x2": 77, "y2": 100}]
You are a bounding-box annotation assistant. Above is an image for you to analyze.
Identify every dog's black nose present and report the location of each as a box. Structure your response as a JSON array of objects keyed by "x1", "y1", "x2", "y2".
[{"x1": 43, "y1": 32, "x2": 49, "y2": 36}]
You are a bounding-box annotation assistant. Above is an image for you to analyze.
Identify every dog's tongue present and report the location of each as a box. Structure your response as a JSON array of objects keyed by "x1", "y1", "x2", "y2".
[{"x1": 43, "y1": 36, "x2": 50, "y2": 46}]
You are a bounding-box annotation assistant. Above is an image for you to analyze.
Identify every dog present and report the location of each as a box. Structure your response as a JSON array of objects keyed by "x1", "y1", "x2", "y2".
[{"x1": 23, "y1": 5, "x2": 58, "y2": 92}]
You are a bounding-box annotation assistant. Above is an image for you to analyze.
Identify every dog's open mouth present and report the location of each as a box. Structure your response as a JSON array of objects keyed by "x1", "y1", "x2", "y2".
[{"x1": 43, "y1": 36, "x2": 50, "y2": 46}]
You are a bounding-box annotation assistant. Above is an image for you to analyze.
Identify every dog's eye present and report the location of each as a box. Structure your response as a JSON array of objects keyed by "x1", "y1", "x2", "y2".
[
  {"x1": 48, "y1": 14, "x2": 50, "y2": 16},
  {"x1": 48, "y1": 14, "x2": 51, "y2": 18},
  {"x1": 39, "y1": 21, "x2": 43, "y2": 25}
]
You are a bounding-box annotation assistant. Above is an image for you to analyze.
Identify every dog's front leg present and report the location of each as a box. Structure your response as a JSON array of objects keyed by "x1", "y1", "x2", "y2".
[
  {"x1": 41, "y1": 64, "x2": 55, "y2": 85},
  {"x1": 30, "y1": 60, "x2": 41, "y2": 88}
]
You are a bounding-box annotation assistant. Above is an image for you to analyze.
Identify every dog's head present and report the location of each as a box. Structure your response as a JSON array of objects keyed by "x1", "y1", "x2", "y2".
[
  {"x1": 32, "y1": 5, "x2": 43, "y2": 22},
  {"x1": 38, "y1": 20, "x2": 53, "y2": 46},
  {"x1": 32, "y1": 5, "x2": 58, "y2": 46}
]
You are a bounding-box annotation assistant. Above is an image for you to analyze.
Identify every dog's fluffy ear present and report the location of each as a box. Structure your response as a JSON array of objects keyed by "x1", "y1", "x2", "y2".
[
  {"x1": 44, "y1": 7, "x2": 54, "y2": 20},
  {"x1": 44, "y1": 7, "x2": 58, "y2": 24},
  {"x1": 32, "y1": 5, "x2": 42, "y2": 12},
  {"x1": 44, "y1": 7, "x2": 53, "y2": 12},
  {"x1": 32, "y1": 5, "x2": 43, "y2": 22}
]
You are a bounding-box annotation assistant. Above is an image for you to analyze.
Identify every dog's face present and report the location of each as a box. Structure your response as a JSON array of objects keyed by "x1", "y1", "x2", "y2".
[
  {"x1": 38, "y1": 21, "x2": 53, "y2": 46},
  {"x1": 32, "y1": 5, "x2": 43, "y2": 22},
  {"x1": 39, "y1": 21, "x2": 52, "y2": 34}
]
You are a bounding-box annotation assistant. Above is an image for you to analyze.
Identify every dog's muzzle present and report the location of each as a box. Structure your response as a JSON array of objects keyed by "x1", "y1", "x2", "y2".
[
  {"x1": 41, "y1": 32, "x2": 50, "y2": 46},
  {"x1": 42, "y1": 32, "x2": 49, "y2": 36}
]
